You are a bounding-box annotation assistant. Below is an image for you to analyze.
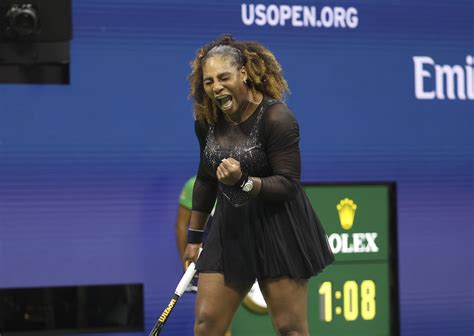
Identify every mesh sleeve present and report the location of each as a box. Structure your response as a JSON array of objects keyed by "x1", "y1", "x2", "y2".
[
  {"x1": 259, "y1": 103, "x2": 301, "y2": 202},
  {"x1": 192, "y1": 120, "x2": 218, "y2": 213}
]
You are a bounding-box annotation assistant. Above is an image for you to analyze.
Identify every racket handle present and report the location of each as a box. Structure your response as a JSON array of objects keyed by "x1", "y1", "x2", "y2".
[
  {"x1": 175, "y1": 247, "x2": 202, "y2": 296},
  {"x1": 175, "y1": 261, "x2": 197, "y2": 296}
]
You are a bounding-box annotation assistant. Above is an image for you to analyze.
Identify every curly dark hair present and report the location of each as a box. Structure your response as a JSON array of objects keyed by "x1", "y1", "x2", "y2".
[{"x1": 189, "y1": 35, "x2": 290, "y2": 124}]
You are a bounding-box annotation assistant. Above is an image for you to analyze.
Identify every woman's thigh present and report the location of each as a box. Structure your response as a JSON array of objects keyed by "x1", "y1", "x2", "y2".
[
  {"x1": 259, "y1": 277, "x2": 309, "y2": 336},
  {"x1": 195, "y1": 272, "x2": 251, "y2": 334}
]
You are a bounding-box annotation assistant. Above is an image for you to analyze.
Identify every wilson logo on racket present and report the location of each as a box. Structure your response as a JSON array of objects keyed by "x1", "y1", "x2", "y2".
[
  {"x1": 159, "y1": 299, "x2": 177, "y2": 323},
  {"x1": 149, "y1": 251, "x2": 200, "y2": 336}
]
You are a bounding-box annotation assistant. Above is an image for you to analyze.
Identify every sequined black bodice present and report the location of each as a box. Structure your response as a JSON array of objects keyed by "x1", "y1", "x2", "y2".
[
  {"x1": 192, "y1": 96, "x2": 302, "y2": 213},
  {"x1": 203, "y1": 100, "x2": 273, "y2": 206}
]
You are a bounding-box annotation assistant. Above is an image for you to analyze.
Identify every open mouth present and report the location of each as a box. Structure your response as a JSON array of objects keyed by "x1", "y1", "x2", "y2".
[{"x1": 216, "y1": 95, "x2": 233, "y2": 110}]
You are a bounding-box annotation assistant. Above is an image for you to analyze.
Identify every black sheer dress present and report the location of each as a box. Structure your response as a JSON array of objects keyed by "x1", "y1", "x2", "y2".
[{"x1": 192, "y1": 96, "x2": 334, "y2": 283}]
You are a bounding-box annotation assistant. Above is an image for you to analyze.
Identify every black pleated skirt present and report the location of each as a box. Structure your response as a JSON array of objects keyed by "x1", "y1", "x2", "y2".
[{"x1": 196, "y1": 184, "x2": 335, "y2": 284}]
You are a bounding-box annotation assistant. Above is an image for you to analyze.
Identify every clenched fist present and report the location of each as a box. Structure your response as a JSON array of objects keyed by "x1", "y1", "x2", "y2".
[{"x1": 216, "y1": 157, "x2": 242, "y2": 185}]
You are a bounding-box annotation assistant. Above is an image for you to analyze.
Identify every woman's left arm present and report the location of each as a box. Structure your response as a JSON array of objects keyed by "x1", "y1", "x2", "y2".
[{"x1": 249, "y1": 103, "x2": 301, "y2": 201}]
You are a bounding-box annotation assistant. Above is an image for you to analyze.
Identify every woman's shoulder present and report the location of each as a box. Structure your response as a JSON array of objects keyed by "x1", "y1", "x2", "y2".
[
  {"x1": 194, "y1": 118, "x2": 210, "y2": 138},
  {"x1": 262, "y1": 97, "x2": 297, "y2": 125}
]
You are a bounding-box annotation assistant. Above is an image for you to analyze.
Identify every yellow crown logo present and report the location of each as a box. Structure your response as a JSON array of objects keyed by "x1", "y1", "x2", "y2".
[{"x1": 336, "y1": 198, "x2": 357, "y2": 230}]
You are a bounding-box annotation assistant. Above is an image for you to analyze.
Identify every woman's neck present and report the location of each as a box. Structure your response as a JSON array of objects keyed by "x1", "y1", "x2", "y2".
[{"x1": 224, "y1": 91, "x2": 263, "y2": 125}]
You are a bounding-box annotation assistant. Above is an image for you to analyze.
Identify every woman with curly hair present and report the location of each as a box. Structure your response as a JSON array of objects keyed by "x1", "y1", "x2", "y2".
[{"x1": 184, "y1": 35, "x2": 334, "y2": 335}]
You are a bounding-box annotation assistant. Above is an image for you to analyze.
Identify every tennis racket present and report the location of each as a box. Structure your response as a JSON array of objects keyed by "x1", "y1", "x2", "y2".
[{"x1": 148, "y1": 260, "x2": 198, "y2": 336}]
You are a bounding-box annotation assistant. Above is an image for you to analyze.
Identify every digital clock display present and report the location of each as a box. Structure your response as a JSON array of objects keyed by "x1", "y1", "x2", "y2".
[
  {"x1": 232, "y1": 183, "x2": 399, "y2": 336},
  {"x1": 305, "y1": 183, "x2": 399, "y2": 336}
]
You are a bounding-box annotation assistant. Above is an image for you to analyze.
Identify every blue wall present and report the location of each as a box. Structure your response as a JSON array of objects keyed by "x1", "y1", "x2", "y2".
[{"x1": 0, "y1": 1, "x2": 472, "y2": 335}]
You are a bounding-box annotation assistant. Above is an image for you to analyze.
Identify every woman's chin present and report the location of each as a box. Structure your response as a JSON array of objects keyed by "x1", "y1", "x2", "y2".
[{"x1": 220, "y1": 101, "x2": 235, "y2": 113}]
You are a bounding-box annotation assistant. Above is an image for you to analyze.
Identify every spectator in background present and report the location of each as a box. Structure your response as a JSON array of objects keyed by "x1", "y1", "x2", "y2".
[{"x1": 175, "y1": 176, "x2": 196, "y2": 270}]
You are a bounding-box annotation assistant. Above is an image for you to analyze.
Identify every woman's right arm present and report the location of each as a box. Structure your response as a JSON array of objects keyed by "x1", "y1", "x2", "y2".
[
  {"x1": 183, "y1": 210, "x2": 210, "y2": 264},
  {"x1": 183, "y1": 120, "x2": 218, "y2": 264}
]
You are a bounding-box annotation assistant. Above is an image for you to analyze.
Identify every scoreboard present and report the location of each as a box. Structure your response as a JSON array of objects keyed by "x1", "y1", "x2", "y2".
[
  {"x1": 305, "y1": 183, "x2": 399, "y2": 335},
  {"x1": 232, "y1": 183, "x2": 399, "y2": 336}
]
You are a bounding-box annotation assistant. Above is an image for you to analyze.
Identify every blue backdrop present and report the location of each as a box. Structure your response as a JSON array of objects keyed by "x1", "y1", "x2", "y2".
[{"x1": 0, "y1": 0, "x2": 472, "y2": 335}]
